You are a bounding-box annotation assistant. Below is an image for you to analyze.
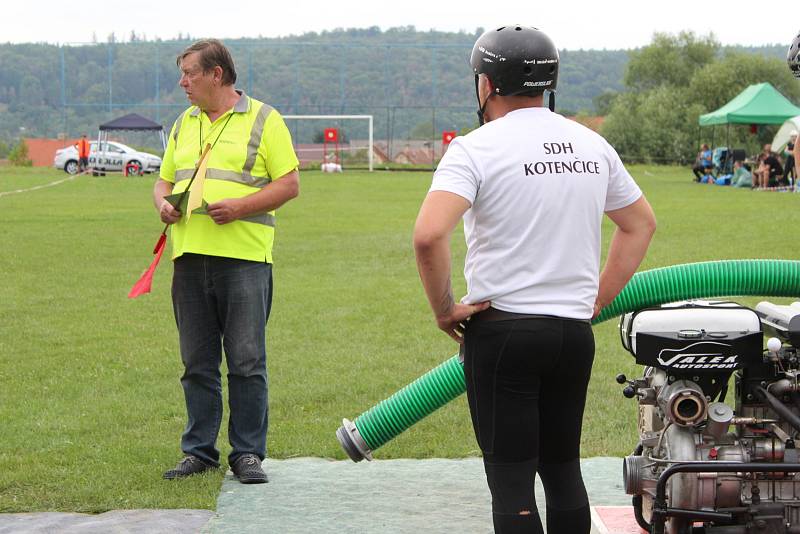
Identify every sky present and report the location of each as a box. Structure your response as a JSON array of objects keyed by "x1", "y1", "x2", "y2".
[{"x1": 3, "y1": 0, "x2": 798, "y2": 50}]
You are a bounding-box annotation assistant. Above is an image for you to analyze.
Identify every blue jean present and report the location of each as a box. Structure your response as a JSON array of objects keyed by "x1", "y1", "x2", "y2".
[{"x1": 171, "y1": 253, "x2": 272, "y2": 466}]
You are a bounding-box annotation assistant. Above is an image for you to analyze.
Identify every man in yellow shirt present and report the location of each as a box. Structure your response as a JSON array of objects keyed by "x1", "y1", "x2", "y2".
[{"x1": 155, "y1": 39, "x2": 299, "y2": 483}]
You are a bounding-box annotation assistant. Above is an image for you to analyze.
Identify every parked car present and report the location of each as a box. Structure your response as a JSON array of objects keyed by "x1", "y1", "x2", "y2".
[{"x1": 53, "y1": 141, "x2": 162, "y2": 175}]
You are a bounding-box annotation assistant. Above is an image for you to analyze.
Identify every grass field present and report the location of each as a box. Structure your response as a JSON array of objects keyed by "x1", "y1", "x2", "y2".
[{"x1": 0, "y1": 165, "x2": 798, "y2": 513}]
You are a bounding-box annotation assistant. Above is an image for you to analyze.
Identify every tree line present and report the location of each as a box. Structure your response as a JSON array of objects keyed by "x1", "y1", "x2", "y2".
[
  {"x1": 0, "y1": 27, "x2": 628, "y2": 144},
  {"x1": 0, "y1": 27, "x2": 792, "y2": 163},
  {"x1": 601, "y1": 32, "x2": 798, "y2": 163}
]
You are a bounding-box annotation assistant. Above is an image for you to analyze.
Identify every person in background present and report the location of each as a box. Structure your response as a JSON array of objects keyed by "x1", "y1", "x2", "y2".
[
  {"x1": 788, "y1": 33, "x2": 800, "y2": 188},
  {"x1": 794, "y1": 133, "x2": 800, "y2": 188},
  {"x1": 74, "y1": 134, "x2": 90, "y2": 173},
  {"x1": 783, "y1": 131, "x2": 797, "y2": 186},
  {"x1": 753, "y1": 144, "x2": 783, "y2": 188},
  {"x1": 730, "y1": 160, "x2": 752, "y2": 188},
  {"x1": 692, "y1": 143, "x2": 713, "y2": 182}
]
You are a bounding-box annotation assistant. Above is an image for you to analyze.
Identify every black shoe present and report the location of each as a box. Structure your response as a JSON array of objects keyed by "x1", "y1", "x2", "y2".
[
  {"x1": 231, "y1": 454, "x2": 268, "y2": 484},
  {"x1": 163, "y1": 455, "x2": 215, "y2": 480}
]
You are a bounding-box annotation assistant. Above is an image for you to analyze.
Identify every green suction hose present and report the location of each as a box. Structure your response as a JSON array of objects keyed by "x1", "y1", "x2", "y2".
[{"x1": 336, "y1": 259, "x2": 800, "y2": 462}]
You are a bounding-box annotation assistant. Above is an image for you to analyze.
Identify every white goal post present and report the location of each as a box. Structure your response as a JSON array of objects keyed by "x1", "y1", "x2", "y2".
[{"x1": 282, "y1": 114, "x2": 374, "y2": 172}]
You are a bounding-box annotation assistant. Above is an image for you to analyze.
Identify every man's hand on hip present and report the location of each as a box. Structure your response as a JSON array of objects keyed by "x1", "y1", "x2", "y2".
[
  {"x1": 436, "y1": 301, "x2": 490, "y2": 344},
  {"x1": 207, "y1": 198, "x2": 243, "y2": 225}
]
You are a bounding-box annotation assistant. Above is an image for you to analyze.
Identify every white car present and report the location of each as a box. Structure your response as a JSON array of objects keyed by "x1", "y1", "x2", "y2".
[{"x1": 54, "y1": 141, "x2": 162, "y2": 175}]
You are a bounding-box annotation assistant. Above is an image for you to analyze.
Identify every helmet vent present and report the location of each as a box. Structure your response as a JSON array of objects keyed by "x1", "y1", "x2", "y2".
[
  {"x1": 523, "y1": 66, "x2": 532, "y2": 75},
  {"x1": 496, "y1": 27, "x2": 505, "y2": 31},
  {"x1": 515, "y1": 26, "x2": 522, "y2": 31}
]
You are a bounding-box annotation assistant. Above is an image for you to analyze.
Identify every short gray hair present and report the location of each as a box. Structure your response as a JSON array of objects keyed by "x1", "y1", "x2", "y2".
[{"x1": 177, "y1": 39, "x2": 237, "y2": 86}]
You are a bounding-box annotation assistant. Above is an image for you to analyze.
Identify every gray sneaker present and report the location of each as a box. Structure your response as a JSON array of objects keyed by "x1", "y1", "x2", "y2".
[
  {"x1": 163, "y1": 455, "x2": 216, "y2": 480},
  {"x1": 231, "y1": 454, "x2": 268, "y2": 484}
]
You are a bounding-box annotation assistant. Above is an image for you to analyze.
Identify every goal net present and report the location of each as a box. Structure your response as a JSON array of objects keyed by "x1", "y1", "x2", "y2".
[{"x1": 282, "y1": 115, "x2": 374, "y2": 172}]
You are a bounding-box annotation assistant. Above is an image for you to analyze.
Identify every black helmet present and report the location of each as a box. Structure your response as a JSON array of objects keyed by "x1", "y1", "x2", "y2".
[
  {"x1": 470, "y1": 25, "x2": 559, "y2": 97},
  {"x1": 788, "y1": 31, "x2": 800, "y2": 78}
]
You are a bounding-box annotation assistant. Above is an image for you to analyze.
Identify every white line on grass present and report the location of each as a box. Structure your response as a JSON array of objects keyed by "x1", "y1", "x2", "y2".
[{"x1": 0, "y1": 174, "x2": 78, "y2": 198}]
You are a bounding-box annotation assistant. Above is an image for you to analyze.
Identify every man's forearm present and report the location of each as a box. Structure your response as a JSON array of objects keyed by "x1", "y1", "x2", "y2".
[
  {"x1": 218, "y1": 171, "x2": 299, "y2": 220},
  {"x1": 153, "y1": 179, "x2": 174, "y2": 210},
  {"x1": 596, "y1": 227, "x2": 653, "y2": 309},
  {"x1": 414, "y1": 236, "x2": 455, "y2": 319},
  {"x1": 237, "y1": 175, "x2": 299, "y2": 216}
]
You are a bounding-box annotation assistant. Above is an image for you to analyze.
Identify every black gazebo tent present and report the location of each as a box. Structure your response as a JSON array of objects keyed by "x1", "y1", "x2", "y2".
[{"x1": 97, "y1": 113, "x2": 166, "y2": 151}]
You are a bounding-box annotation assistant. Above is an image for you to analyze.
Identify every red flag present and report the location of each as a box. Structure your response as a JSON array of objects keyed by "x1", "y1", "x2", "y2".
[
  {"x1": 128, "y1": 233, "x2": 166, "y2": 299},
  {"x1": 128, "y1": 145, "x2": 211, "y2": 299}
]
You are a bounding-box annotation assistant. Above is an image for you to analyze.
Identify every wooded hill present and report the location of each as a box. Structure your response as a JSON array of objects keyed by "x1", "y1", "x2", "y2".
[{"x1": 0, "y1": 26, "x2": 789, "y2": 150}]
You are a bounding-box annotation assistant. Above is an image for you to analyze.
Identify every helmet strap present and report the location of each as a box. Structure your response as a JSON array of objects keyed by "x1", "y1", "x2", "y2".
[
  {"x1": 545, "y1": 89, "x2": 556, "y2": 112},
  {"x1": 475, "y1": 74, "x2": 493, "y2": 126}
]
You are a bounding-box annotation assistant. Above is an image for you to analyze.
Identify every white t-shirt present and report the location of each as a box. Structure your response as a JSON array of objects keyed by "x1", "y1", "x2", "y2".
[{"x1": 430, "y1": 107, "x2": 642, "y2": 319}]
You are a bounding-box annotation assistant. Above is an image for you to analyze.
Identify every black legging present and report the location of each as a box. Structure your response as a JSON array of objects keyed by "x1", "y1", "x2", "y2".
[
  {"x1": 784, "y1": 156, "x2": 796, "y2": 186},
  {"x1": 464, "y1": 316, "x2": 595, "y2": 534},
  {"x1": 692, "y1": 164, "x2": 706, "y2": 181}
]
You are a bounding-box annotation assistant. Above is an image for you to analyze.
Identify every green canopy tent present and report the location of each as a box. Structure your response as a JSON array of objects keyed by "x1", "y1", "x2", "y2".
[{"x1": 698, "y1": 82, "x2": 800, "y2": 154}]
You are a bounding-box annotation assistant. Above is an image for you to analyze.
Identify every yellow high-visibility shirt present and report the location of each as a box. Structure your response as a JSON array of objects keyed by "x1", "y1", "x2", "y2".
[{"x1": 160, "y1": 91, "x2": 299, "y2": 263}]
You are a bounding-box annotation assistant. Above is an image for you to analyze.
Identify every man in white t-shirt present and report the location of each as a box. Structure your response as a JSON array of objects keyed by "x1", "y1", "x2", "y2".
[
  {"x1": 413, "y1": 26, "x2": 656, "y2": 534},
  {"x1": 788, "y1": 34, "x2": 800, "y2": 183}
]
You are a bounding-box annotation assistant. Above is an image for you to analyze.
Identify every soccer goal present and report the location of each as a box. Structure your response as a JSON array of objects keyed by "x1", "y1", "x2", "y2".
[{"x1": 282, "y1": 115, "x2": 374, "y2": 172}]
